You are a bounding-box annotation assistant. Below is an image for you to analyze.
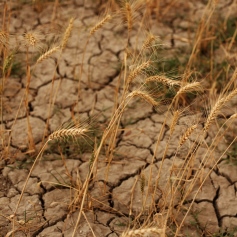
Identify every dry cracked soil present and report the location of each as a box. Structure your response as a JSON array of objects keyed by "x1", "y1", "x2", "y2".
[{"x1": 1, "y1": 0, "x2": 237, "y2": 236}]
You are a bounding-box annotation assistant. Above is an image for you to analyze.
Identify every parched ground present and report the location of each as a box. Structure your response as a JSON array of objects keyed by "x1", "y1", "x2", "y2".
[{"x1": 1, "y1": 0, "x2": 237, "y2": 236}]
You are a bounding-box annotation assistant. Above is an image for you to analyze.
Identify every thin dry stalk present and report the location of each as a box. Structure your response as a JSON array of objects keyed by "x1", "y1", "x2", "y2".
[
  {"x1": 128, "y1": 90, "x2": 158, "y2": 106},
  {"x1": 127, "y1": 61, "x2": 150, "y2": 84},
  {"x1": 146, "y1": 75, "x2": 181, "y2": 87},
  {"x1": 90, "y1": 15, "x2": 111, "y2": 35},
  {"x1": 175, "y1": 135, "x2": 237, "y2": 237},
  {"x1": 36, "y1": 46, "x2": 60, "y2": 64},
  {"x1": 179, "y1": 124, "x2": 198, "y2": 147},
  {"x1": 121, "y1": 227, "x2": 164, "y2": 237},
  {"x1": 61, "y1": 17, "x2": 74, "y2": 50}
]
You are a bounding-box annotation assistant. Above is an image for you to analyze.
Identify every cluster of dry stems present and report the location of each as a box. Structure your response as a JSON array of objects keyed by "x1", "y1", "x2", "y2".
[{"x1": 1, "y1": 0, "x2": 237, "y2": 237}]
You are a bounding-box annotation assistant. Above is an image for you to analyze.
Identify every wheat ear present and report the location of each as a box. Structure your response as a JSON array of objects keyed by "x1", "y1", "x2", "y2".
[
  {"x1": 36, "y1": 46, "x2": 60, "y2": 64},
  {"x1": 175, "y1": 82, "x2": 202, "y2": 98},
  {"x1": 128, "y1": 90, "x2": 158, "y2": 106},
  {"x1": 90, "y1": 15, "x2": 112, "y2": 35},
  {"x1": 120, "y1": 227, "x2": 164, "y2": 237},
  {"x1": 146, "y1": 75, "x2": 181, "y2": 87},
  {"x1": 170, "y1": 110, "x2": 181, "y2": 135},
  {"x1": 127, "y1": 61, "x2": 150, "y2": 84},
  {"x1": 48, "y1": 128, "x2": 88, "y2": 141},
  {"x1": 125, "y1": 2, "x2": 132, "y2": 31},
  {"x1": 179, "y1": 124, "x2": 198, "y2": 147},
  {"x1": 142, "y1": 33, "x2": 155, "y2": 51},
  {"x1": 61, "y1": 17, "x2": 74, "y2": 50},
  {"x1": 24, "y1": 32, "x2": 37, "y2": 47},
  {"x1": 0, "y1": 30, "x2": 8, "y2": 47},
  {"x1": 204, "y1": 89, "x2": 237, "y2": 131},
  {"x1": 223, "y1": 88, "x2": 237, "y2": 103}
]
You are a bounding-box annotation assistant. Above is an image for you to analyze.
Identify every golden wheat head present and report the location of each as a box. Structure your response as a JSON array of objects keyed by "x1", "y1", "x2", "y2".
[
  {"x1": 120, "y1": 227, "x2": 164, "y2": 237},
  {"x1": 146, "y1": 75, "x2": 181, "y2": 87},
  {"x1": 48, "y1": 128, "x2": 88, "y2": 141},
  {"x1": 128, "y1": 90, "x2": 158, "y2": 106},
  {"x1": 90, "y1": 15, "x2": 112, "y2": 35},
  {"x1": 127, "y1": 61, "x2": 150, "y2": 84},
  {"x1": 36, "y1": 46, "x2": 60, "y2": 64}
]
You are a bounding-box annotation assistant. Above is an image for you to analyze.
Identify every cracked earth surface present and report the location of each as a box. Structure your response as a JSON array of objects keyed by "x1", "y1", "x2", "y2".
[{"x1": 1, "y1": 0, "x2": 237, "y2": 236}]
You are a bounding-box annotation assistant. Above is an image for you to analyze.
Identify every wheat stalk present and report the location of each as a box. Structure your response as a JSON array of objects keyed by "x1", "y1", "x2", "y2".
[
  {"x1": 36, "y1": 46, "x2": 60, "y2": 64},
  {"x1": 90, "y1": 15, "x2": 112, "y2": 35},
  {"x1": 61, "y1": 17, "x2": 74, "y2": 50},
  {"x1": 146, "y1": 75, "x2": 181, "y2": 87},
  {"x1": 128, "y1": 90, "x2": 158, "y2": 106}
]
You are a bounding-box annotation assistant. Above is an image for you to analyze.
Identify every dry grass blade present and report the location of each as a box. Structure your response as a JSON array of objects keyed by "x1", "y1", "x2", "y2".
[
  {"x1": 128, "y1": 90, "x2": 158, "y2": 106},
  {"x1": 179, "y1": 124, "x2": 198, "y2": 147},
  {"x1": 90, "y1": 15, "x2": 112, "y2": 35},
  {"x1": 61, "y1": 17, "x2": 74, "y2": 50},
  {"x1": 127, "y1": 61, "x2": 150, "y2": 84},
  {"x1": 36, "y1": 46, "x2": 60, "y2": 64},
  {"x1": 146, "y1": 75, "x2": 181, "y2": 87},
  {"x1": 48, "y1": 128, "x2": 88, "y2": 141}
]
